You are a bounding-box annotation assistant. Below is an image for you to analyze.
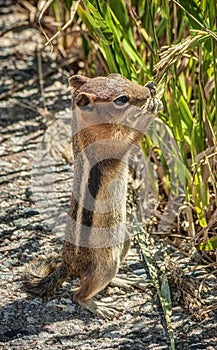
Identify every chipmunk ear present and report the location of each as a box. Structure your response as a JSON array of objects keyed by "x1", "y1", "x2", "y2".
[
  {"x1": 75, "y1": 93, "x2": 91, "y2": 107},
  {"x1": 75, "y1": 92, "x2": 97, "y2": 108},
  {"x1": 68, "y1": 75, "x2": 89, "y2": 89}
]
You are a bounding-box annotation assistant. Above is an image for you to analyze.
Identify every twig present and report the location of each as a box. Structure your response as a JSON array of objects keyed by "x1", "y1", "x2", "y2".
[
  {"x1": 38, "y1": 0, "x2": 55, "y2": 53},
  {"x1": 37, "y1": 38, "x2": 46, "y2": 110},
  {"x1": 38, "y1": 0, "x2": 80, "y2": 52}
]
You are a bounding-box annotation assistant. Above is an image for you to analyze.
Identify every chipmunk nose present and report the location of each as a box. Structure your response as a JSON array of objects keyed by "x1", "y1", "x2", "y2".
[{"x1": 145, "y1": 81, "x2": 156, "y2": 97}]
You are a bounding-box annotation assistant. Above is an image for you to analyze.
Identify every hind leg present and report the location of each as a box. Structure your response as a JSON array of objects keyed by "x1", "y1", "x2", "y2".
[
  {"x1": 74, "y1": 265, "x2": 121, "y2": 318},
  {"x1": 111, "y1": 239, "x2": 150, "y2": 291}
]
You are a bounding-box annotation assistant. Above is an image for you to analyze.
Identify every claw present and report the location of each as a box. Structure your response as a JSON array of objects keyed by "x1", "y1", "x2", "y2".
[
  {"x1": 110, "y1": 275, "x2": 151, "y2": 291},
  {"x1": 79, "y1": 299, "x2": 122, "y2": 319}
]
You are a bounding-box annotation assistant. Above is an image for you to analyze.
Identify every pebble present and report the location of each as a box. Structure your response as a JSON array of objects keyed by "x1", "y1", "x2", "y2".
[
  {"x1": 60, "y1": 297, "x2": 73, "y2": 304},
  {"x1": 65, "y1": 304, "x2": 76, "y2": 313},
  {"x1": 46, "y1": 299, "x2": 59, "y2": 307},
  {"x1": 1, "y1": 201, "x2": 10, "y2": 208},
  {"x1": 38, "y1": 332, "x2": 50, "y2": 339},
  {"x1": 22, "y1": 207, "x2": 39, "y2": 216},
  {"x1": 26, "y1": 316, "x2": 38, "y2": 324},
  {"x1": 100, "y1": 296, "x2": 114, "y2": 303},
  {"x1": 31, "y1": 297, "x2": 43, "y2": 305},
  {"x1": 105, "y1": 330, "x2": 122, "y2": 339}
]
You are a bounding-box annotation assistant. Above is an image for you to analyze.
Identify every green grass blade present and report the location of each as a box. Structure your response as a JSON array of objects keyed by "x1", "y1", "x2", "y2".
[{"x1": 137, "y1": 228, "x2": 176, "y2": 350}]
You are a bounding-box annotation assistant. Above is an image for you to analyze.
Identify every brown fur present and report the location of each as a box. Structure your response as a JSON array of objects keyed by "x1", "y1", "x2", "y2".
[{"x1": 23, "y1": 74, "x2": 160, "y2": 317}]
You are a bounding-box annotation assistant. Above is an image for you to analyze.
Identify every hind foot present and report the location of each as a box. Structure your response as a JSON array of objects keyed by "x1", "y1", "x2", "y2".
[
  {"x1": 110, "y1": 275, "x2": 151, "y2": 291},
  {"x1": 79, "y1": 298, "x2": 122, "y2": 319}
]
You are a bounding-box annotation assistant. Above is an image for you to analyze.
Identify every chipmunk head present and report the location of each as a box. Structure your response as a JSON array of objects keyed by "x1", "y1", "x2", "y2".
[{"x1": 69, "y1": 74, "x2": 162, "y2": 143}]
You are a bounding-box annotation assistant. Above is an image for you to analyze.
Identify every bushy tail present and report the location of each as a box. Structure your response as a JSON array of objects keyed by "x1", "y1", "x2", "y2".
[{"x1": 23, "y1": 254, "x2": 69, "y2": 297}]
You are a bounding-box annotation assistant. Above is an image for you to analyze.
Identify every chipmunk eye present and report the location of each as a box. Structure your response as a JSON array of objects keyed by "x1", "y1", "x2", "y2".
[{"x1": 113, "y1": 95, "x2": 129, "y2": 105}]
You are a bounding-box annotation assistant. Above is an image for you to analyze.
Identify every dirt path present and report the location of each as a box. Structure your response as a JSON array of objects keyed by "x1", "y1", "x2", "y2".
[{"x1": 0, "y1": 2, "x2": 216, "y2": 349}]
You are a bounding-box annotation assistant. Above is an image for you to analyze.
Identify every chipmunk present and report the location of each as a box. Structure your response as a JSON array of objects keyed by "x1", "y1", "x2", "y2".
[{"x1": 23, "y1": 74, "x2": 161, "y2": 318}]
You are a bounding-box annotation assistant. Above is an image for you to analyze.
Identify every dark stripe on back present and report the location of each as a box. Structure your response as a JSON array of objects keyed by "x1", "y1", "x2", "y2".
[{"x1": 81, "y1": 161, "x2": 103, "y2": 227}]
